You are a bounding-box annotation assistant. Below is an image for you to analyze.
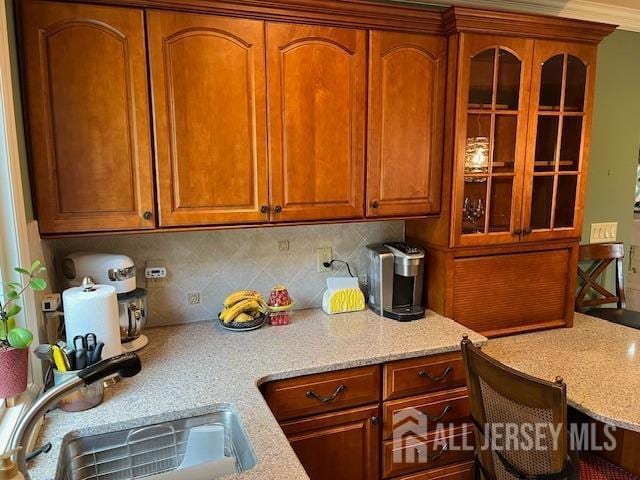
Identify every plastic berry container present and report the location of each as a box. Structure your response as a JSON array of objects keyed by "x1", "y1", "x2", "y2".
[{"x1": 267, "y1": 285, "x2": 293, "y2": 326}]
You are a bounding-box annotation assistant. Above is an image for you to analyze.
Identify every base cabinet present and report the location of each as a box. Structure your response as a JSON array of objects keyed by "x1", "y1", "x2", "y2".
[
  {"x1": 263, "y1": 354, "x2": 475, "y2": 480},
  {"x1": 281, "y1": 405, "x2": 380, "y2": 480}
]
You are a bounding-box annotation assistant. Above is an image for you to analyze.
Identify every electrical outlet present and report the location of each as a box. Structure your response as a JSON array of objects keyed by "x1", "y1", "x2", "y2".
[
  {"x1": 145, "y1": 259, "x2": 167, "y2": 288},
  {"x1": 278, "y1": 240, "x2": 290, "y2": 252},
  {"x1": 186, "y1": 292, "x2": 201, "y2": 305},
  {"x1": 317, "y1": 247, "x2": 332, "y2": 272},
  {"x1": 589, "y1": 222, "x2": 617, "y2": 244}
]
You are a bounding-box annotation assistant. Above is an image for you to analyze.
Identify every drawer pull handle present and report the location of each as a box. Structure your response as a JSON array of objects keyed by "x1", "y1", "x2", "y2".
[
  {"x1": 431, "y1": 442, "x2": 449, "y2": 460},
  {"x1": 418, "y1": 366, "x2": 453, "y2": 383},
  {"x1": 422, "y1": 404, "x2": 452, "y2": 422},
  {"x1": 306, "y1": 384, "x2": 346, "y2": 403}
]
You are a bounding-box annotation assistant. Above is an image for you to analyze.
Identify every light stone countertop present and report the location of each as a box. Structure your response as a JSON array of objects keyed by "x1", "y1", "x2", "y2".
[
  {"x1": 484, "y1": 312, "x2": 640, "y2": 433},
  {"x1": 29, "y1": 308, "x2": 486, "y2": 480}
]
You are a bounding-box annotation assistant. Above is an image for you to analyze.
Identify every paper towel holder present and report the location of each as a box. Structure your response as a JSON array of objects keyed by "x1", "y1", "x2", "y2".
[{"x1": 81, "y1": 276, "x2": 97, "y2": 292}]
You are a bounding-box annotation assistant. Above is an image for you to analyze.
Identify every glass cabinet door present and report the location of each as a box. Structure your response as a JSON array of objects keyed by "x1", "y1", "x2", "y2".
[
  {"x1": 454, "y1": 36, "x2": 532, "y2": 246},
  {"x1": 522, "y1": 41, "x2": 595, "y2": 241}
]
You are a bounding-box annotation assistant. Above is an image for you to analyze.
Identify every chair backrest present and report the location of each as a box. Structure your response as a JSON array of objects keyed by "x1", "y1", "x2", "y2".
[
  {"x1": 461, "y1": 337, "x2": 569, "y2": 480},
  {"x1": 576, "y1": 242, "x2": 625, "y2": 310}
]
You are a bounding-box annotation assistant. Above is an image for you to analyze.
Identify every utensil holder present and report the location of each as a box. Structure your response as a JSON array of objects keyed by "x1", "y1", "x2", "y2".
[{"x1": 53, "y1": 369, "x2": 104, "y2": 412}]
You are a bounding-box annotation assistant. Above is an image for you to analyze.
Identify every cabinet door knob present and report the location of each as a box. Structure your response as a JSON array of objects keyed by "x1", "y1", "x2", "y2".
[
  {"x1": 274, "y1": 205, "x2": 283, "y2": 214},
  {"x1": 142, "y1": 211, "x2": 153, "y2": 221},
  {"x1": 260, "y1": 205, "x2": 269, "y2": 214},
  {"x1": 371, "y1": 201, "x2": 379, "y2": 209},
  {"x1": 523, "y1": 227, "x2": 532, "y2": 235},
  {"x1": 513, "y1": 228, "x2": 522, "y2": 235},
  {"x1": 371, "y1": 416, "x2": 379, "y2": 425}
]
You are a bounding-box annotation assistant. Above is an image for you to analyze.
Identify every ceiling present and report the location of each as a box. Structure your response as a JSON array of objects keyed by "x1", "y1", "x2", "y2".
[{"x1": 398, "y1": 0, "x2": 640, "y2": 32}]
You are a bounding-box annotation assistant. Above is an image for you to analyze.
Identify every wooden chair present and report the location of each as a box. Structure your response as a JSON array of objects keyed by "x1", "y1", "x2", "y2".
[
  {"x1": 576, "y1": 243, "x2": 640, "y2": 330},
  {"x1": 461, "y1": 336, "x2": 576, "y2": 480},
  {"x1": 461, "y1": 337, "x2": 638, "y2": 480}
]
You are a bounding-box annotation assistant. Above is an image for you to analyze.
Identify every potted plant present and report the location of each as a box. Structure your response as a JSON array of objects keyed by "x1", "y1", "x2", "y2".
[{"x1": 0, "y1": 261, "x2": 47, "y2": 400}]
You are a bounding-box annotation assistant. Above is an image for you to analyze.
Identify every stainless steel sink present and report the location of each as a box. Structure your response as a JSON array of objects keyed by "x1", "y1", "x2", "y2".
[{"x1": 55, "y1": 407, "x2": 257, "y2": 480}]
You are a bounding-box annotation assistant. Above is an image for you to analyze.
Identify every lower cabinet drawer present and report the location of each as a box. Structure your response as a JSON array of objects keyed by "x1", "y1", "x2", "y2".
[
  {"x1": 263, "y1": 365, "x2": 380, "y2": 421},
  {"x1": 382, "y1": 424, "x2": 474, "y2": 479},
  {"x1": 383, "y1": 352, "x2": 466, "y2": 400},
  {"x1": 382, "y1": 387, "x2": 470, "y2": 439},
  {"x1": 392, "y1": 460, "x2": 475, "y2": 480}
]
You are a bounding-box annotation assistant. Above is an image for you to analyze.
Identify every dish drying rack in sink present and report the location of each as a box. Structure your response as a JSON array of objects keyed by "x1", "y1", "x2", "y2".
[{"x1": 58, "y1": 411, "x2": 257, "y2": 480}]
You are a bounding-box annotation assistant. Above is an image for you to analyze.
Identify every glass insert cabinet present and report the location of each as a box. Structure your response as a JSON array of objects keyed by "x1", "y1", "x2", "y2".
[{"x1": 452, "y1": 35, "x2": 596, "y2": 247}]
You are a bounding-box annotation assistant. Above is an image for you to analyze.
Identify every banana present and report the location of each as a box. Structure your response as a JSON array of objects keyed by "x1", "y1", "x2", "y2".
[
  {"x1": 221, "y1": 298, "x2": 261, "y2": 323},
  {"x1": 234, "y1": 312, "x2": 255, "y2": 323},
  {"x1": 223, "y1": 290, "x2": 263, "y2": 308}
]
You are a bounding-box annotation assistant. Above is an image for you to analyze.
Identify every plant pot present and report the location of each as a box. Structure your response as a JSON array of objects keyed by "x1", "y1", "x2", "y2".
[{"x1": 0, "y1": 347, "x2": 29, "y2": 399}]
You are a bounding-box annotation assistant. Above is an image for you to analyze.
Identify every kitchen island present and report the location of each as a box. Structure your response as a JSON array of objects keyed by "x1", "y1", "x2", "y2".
[
  {"x1": 484, "y1": 312, "x2": 640, "y2": 433},
  {"x1": 29, "y1": 308, "x2": 486, "y2": 479}
]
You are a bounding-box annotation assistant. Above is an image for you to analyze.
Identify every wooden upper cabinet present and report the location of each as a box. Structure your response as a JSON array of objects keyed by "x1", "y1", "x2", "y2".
[
  {"x1": 367, "y1": 31, "x2": 446, "y2": 218},
  {"x1": 520, "y1": 41, "x2": 596, "y2": 243},
  {"x1": 451, "y1": 34, "x2": 533, "y2": 247},
  {"x1": 266, "y1": 23, "x2": 366, "y2": 222},
  {"x1": 147, "y1": 11, "x2": 269, "y2": 227},
  {"x1": 21, "y1": 1, "x2": 155, "y2": 234}
]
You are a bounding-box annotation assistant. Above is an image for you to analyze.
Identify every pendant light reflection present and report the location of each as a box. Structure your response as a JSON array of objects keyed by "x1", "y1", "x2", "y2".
[{"x1": 464, "y1": 136, "x2": 489, "y2": 181}]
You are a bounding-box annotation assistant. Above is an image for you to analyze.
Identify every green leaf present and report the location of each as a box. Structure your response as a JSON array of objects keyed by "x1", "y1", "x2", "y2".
[
  {"x1": 7, "y1": 304, "x2": 21, "y2": 318},
  {"x1": 7, "y1": 327, "x2": 33, "y2": 349},
  {"x1": 5, "y1": 290, "x2": 19, "y2": 301},
  {"x1": 0, "y1": 318, "x2": 16, "y2": 339},
  {"x1": 29, "y1": 278, "x2": 47, "y2": 291},
  {"x1": 4, "y1": 282, "x2": 21, "y2": 289},
  {"x1": 14, "y1": 267, "x2": 30, "y2": 275},
  {"x1": 30, "y1": 260, "x2": 41, "y2": 273}
]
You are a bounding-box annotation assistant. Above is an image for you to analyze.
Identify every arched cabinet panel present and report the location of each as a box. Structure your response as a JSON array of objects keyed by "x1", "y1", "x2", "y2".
[
  {"x1": 367, "y1": 31, "x2": 446, "y2": 218},
  {"x1": 22, "y1": 1, "x2": 154, "y2": 233},
  {"x1": 451, "y1": 35, "x2": 534, "y2": 247},
  {"x1": 266, "y1": 23, "x2": 366, "y2": 222},
  {"x1": 522, "y1": 41, "x2": 596, "y2": 243},
  {"x1": 147, "y1": 11, "x2": 269, "y2": 226}
]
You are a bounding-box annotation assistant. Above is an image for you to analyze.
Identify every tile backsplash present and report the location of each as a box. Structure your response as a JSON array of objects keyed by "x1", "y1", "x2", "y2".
[{"x1": 52, "y1": 221, "x2": 404, "y2": 327}]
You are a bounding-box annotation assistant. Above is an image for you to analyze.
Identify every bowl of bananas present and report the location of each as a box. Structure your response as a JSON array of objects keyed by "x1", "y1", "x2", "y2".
[{"x1": 218, "y1": 290, "x2": 270, "y2": 331}]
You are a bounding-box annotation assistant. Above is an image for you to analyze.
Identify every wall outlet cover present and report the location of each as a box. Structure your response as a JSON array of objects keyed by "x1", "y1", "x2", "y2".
[
  {"x1": 186, "y1": 292, "x2": 201, "y2": 305},
  {"x1": 317, "y1": 247, "x2": 332, "y2": 272},
  {"x1": 589, "y1": 222, "x2": 618, "y2": 244}
]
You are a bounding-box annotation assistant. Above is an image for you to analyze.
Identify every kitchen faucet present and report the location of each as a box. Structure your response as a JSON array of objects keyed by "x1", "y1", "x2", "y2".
[{"x1": 9, "y1": 352, "x2": 142, "y2": 479}]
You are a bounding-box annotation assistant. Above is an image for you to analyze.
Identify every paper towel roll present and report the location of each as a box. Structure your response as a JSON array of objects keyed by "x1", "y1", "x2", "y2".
[{"x1": 63, "y1": 284, "x2": 122, "y2": 360}]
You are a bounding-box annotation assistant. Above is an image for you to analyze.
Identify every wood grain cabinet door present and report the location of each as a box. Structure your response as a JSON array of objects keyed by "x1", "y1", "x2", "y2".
[
  {"x1": 281, "y1": 405, "x2": 380, "y2": 480},
  {"x1": 520, "y1": 41, "x2": 596, "y2": 243},
  {"x1": 266, "y1": 23, "x2": 366, "y2": 222},
  {"x1": 367, "y1": 31, "x2": 446, "y2": 218},
  {"x1": 451, "y1": 34, "x2": 533, "y2": 247},
  {"x1": 147, "y1": 11, "x2": 269, "y2": 226},
  {"x1": 21, "y1": 1, "x2": 155, "y2": 234}
]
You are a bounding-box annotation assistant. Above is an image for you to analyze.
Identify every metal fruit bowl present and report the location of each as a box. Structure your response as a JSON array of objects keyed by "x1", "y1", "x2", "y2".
[{"x1": 218, "y1": 312, "x2": 266, "y2": 332}]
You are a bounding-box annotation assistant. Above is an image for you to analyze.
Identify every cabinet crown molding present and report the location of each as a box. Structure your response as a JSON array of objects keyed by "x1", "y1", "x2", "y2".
[
  {"x1": 35, "y1": 0, "x2": 617, "y2": 39},
  {"x1": 442, "y1": 6, "x2": 616, "y2": 43}
]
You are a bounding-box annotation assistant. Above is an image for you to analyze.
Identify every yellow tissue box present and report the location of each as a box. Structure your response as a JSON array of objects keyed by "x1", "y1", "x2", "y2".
[{"x1": 322, "y1": 278, "x2": 365, "y2": 314}]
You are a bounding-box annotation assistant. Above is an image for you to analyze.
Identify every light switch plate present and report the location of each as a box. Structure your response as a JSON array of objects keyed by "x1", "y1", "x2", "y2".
[
  {"x1": 589, "y1": 222, "x2": 617, "y2": 244},
  {"x1": 317, "y1": 247, "x2": 332, "y2": 272},
  {"x1": 145, "y1": 259, "x2": 168, "y2": 288}
]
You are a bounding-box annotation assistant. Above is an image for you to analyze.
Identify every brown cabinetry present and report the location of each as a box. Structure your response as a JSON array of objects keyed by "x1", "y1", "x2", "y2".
[
  {"x1": 263, "y1": 355, "x2": 474, "y2": 480},
  {"x1": 21, "y1": 1, "x2": 155, "y2": 234},
  {"x1": 266, "y1": 23, "x2": 367, "y2": 222},
  {"x1": 367, "y1": 31, "x2": 446, "y2": 218},
  {"x1": 147, "y1": 11, "x2": 269, "y2": 227},
  {"x1": 406, "y1": 15, "x2": 610, "y2": 337},
  {"x1": 281, "y1": 405, "x2": 380, "y2": 480}
]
